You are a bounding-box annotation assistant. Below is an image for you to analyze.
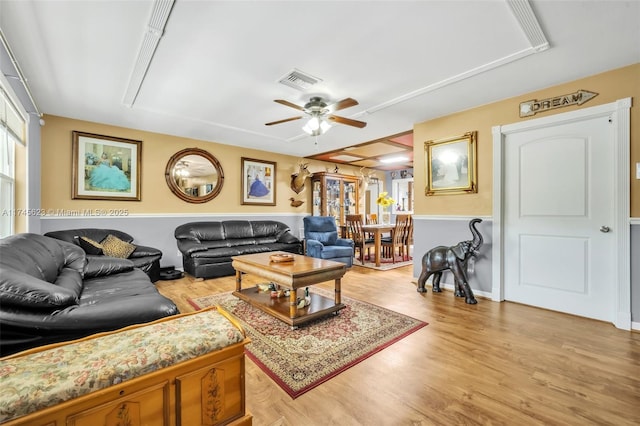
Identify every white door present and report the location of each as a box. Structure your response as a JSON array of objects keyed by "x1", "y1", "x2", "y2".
[{"x1": 503, "y1": 114, "x2": 614, "y2": 322}]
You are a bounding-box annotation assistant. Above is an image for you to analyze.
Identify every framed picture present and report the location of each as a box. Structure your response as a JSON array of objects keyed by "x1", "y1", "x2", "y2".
[
  {"x1": 424, "y1": 131, "x2": 477, "y2": 196},
  {"x1": 241, "y1": 157, "x2": 276, "y2": 205},
  {"x1": 72, "y1": 131, "x2": 142, "y2": 201}
]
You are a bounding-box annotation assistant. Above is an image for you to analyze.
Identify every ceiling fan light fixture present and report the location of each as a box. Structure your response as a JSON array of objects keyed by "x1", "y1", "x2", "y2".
[
  {"x1": 302, "y1": 115, "x2": 331, "y2": 136},
  {"x1": 308, "y1": 116, "x2": 320, "y2": 131},
  {"x1": 269, "y1": 95, "x2": 362, "y2": 135},
  {"x1": 320, "y1": 119, "x2": 332, "y2": 133},
  {"x1": 302, "y1": 122, "x2": 314, "y2": 135}
]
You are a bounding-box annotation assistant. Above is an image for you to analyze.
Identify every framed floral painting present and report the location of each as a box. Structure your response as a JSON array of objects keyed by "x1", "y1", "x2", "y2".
[
  {"x1": 72, "y1": 131, "x2": 142, "y2": 200},
  {"x1": 241, "y1": 157, "x2": 276, "y2": 205}
]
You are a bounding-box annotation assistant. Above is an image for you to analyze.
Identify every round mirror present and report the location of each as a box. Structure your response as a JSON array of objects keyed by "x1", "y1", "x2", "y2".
[{"x1": 165, "y1": 148, "x2": 224, "y2": 203}]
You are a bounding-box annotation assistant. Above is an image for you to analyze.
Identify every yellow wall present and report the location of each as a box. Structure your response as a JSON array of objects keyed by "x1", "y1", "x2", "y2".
[
  {"x1": 41, "y1": 64, "x2": 638, "y2": 217},
  {"x1": 40, "y1": 115, "x2": 378, "y2": 213},
  {"x1": 414, "y1": 63, "x2": 640, "y2": 217}
]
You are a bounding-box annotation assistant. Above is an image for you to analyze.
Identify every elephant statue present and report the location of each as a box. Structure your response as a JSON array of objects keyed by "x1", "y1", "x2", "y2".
[{"x1": 417, "y1": 218, "x2": 483, "y2": 304}]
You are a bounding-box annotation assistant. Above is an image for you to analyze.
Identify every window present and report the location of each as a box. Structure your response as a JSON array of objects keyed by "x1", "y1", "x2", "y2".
[
  {"x1": 392, "y1": 177, "x2": 414, "y2": 213},
  {"x1": 0, "y1": 86, "x2": 26, "y2": 238}
]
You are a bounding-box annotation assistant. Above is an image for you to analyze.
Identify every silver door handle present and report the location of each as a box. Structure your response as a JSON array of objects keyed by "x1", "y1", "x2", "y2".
[{"x1": 600, "y1": 226, "x2": 610, "y2": 233}]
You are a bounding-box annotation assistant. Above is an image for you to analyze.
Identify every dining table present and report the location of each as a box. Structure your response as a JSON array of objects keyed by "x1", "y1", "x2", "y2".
[{"x1": 360, "y1": 223, "x2": 395, "y2": 267}]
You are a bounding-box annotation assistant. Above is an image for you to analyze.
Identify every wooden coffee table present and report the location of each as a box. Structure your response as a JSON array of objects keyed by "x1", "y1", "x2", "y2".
[{"x1": 231, "y1": 252, "x2": 347, "y2": 328}]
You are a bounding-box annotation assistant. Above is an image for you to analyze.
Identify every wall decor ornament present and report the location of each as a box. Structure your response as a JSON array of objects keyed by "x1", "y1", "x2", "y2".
[
  {"x1": 165, "y1": 147, "x2": 224, "y2": 204},
  {"x1": 424, "y1": 131, "x2": 477, "y2": 196},
  {"x1": 519, "y1": 89, "x2": 598, "y2": 117},
  {"x1": 291, "y1": 160, "x2": 312, "y2": 194},
  {"x1": 242, "y1": 157, "x2": 276, "y2": 205},
  {"x1": 72, "y1": 131, "x2": 141, "y2": 201}
]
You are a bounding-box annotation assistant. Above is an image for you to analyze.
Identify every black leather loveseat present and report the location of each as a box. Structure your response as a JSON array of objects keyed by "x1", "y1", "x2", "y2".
[
  {"x1": 0, "y1": 233, "x2": 179, "y2": 356},
  {"x1": 175, "y1": 220, "x2": 303, "y2": 279},
  {"x1": 44, "y1": 228, "x2": 163, "y2": 282}
]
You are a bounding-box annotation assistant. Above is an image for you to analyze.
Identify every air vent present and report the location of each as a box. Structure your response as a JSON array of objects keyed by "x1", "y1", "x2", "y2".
[{"x1": 278, "y1": 69, "x2": 321, "y2": 91}]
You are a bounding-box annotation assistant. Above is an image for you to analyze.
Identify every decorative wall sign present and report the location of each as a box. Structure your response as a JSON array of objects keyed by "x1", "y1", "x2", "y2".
[{"x1": 519, "y1": 90, "x2": 598, "y2": 117}]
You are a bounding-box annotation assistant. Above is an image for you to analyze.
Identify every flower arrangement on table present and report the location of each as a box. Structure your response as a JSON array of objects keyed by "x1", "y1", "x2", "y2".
[
  {"x1": 376, "y1": 191, "x2": 395, "y2": 208},
  {"x1": 376, "y1": 192, "x2": 395, "y2": 224}
]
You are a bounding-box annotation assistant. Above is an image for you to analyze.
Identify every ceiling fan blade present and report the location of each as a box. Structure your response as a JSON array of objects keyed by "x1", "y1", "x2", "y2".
[
  {"x1": 274, "y1": 99, "x2": 304, "y2": 111},
  {"x1": 329, "y1": 97, "x2": 359, "y2": 112},
  {"x1": 265, "y1": 116, "x2": 304, "y2": 126},
  {"x1": 327, "y1": 115, "x2": 367, "y2": 128}
]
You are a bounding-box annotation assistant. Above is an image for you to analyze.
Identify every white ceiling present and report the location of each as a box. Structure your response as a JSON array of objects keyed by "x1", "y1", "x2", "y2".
[{"x1": 1, "y1": 0, "x2": 638, "y2": 159}]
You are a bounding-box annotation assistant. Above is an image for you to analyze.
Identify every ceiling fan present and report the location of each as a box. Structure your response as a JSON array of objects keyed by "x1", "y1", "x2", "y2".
[{"x1": 265, "y1": 96, "x2": 367, "y2": 136}]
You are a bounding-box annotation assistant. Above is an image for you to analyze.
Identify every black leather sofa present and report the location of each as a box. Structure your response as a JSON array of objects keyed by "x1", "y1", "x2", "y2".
[
  {"x1": 44, "y1": 228, "x2": 163, "y2": 282},
  {"x1": 0, "y1": 233, "x2": 179, "y2": 356},
  {"x1": 175, "y1": 220, "x2": 303, "y2": 279}
]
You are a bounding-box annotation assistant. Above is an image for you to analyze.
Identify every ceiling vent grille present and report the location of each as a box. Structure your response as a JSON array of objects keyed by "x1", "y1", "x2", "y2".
[{"x1": 278, "y1": 69, "x2": 321, "y2": 91}]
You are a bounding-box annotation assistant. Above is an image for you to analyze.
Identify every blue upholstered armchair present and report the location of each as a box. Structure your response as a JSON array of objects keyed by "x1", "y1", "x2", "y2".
[{"x1": 303, "y1": 216, "x2": 354, "y2": 268}]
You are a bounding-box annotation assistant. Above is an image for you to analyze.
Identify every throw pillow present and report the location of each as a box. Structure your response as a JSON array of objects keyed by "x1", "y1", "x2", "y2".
[
  {"x1": 79, "y1": 236, "x2": 103, "y2": 255},
  {"x1": 101, "y1": 234, "x2": 137, "y2": 259}
]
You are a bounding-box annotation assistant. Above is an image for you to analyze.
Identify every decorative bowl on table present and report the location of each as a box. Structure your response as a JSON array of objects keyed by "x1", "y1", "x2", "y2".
[{"x1": 269, "y1": 253, "x2": 294, "y2": 263}]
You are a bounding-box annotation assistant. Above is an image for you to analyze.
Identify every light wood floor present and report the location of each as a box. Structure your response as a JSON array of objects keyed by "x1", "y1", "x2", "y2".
[{"x1": 156, "y1": 266, "x2": 640, "y2": 426}]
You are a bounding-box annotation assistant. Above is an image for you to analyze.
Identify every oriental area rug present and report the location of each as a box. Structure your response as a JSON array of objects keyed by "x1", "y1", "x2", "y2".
[
  {"x1": 189, "y1": 289, "x2": 427, "y2": 398},
  {"x1": 352, "y1": 255, "x2": 413, "y2": 271},
  {"x1": 352, "y1": 246, "x2": 414, "y2": 271}
]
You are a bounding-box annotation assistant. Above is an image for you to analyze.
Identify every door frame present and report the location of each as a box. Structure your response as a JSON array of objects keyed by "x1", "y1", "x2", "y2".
[{"x1": 491, "y1": 98, "x2": 631, "y2": 330}]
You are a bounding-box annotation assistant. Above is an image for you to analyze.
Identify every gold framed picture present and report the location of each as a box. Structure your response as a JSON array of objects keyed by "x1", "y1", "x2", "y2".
[{"x1": 425, "y1": 131, "x2": 477, "y2": 196}]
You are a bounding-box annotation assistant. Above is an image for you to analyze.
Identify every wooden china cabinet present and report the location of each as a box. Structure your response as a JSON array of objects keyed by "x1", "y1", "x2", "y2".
[{"x1": 311, "y1": 172, "x2": 359, "y2": 227}]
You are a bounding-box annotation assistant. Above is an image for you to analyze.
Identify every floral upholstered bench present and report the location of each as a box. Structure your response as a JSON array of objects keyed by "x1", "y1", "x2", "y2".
[{"x1": 0, "y1": 307, "x2": 252, "y2": 426}]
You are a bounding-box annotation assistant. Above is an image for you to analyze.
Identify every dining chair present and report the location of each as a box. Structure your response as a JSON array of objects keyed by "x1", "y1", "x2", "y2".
[
  {"x1": 402, "y1": 215, "x2": 414, "y2": 261},
  {"x1": 346, "y1": 214, "x2": 375, "y2": 264},
  {"x1": 381, "y1": 214, "x2": 411, "y2": 263},
  {"x1": 364, "y1": 213, "x2": 379, "y2": 239}
]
